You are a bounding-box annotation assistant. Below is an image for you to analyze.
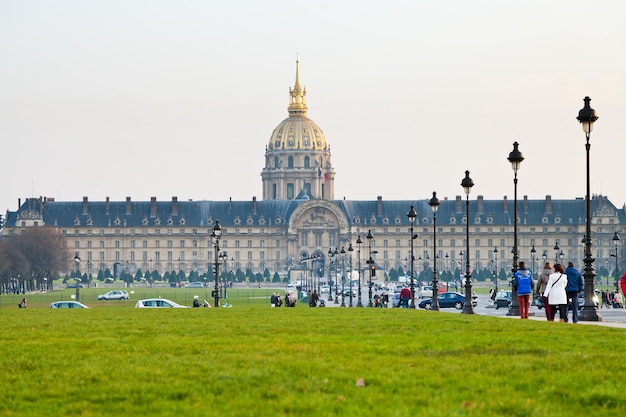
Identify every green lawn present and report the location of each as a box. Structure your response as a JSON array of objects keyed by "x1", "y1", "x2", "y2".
[{"x1": 1, "y1": 289, "x2": 625, "y2": 416}]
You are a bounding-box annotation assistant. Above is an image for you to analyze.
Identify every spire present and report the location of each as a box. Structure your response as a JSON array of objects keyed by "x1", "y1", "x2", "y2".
[
  {"x1": 295, "y1": 58, "x2": 301, "y2": 89},
  {"x1": 288, "y1": 59, "x2": 307, "y2": 117}
]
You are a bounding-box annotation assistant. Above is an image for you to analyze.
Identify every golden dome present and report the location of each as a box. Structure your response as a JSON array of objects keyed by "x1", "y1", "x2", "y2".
[{"x1": 267, "y1": 60, "x2": 328, "y2": 151}]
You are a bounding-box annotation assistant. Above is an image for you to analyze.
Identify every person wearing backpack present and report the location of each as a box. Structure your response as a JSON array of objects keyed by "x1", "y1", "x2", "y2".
[{"x1": 513, "y1": 261, "x2": 532, "y2": 319}]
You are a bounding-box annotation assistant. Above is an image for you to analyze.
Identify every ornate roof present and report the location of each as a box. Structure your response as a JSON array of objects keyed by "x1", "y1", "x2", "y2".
[{"x1": 267, "y1": 60, "x2": 327, "y2": 151}]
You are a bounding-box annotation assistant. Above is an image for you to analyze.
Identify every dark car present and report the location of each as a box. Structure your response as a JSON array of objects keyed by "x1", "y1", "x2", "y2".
[
  {"x1": 418, "y1": 292, "x2": 476, "y2": 310},
  {"x1": 494, "y1": 290, "x2": 512, "y2": 309}
]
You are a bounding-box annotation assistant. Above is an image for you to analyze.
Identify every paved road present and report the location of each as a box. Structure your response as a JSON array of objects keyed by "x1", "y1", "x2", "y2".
[{"x1": 321, "y1": 292, "x2": 626, "y2": 329}]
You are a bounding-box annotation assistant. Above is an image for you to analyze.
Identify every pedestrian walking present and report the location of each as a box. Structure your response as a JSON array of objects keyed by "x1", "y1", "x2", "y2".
[
  {"x1": 536, "y1": 262, "x2": 553, "y2": 320},
  {"x1": 513, "y1": 261, "x2": 532, "y2": 319},
  {"x1": 564, "y1": 261, "x2": 583, "y2": 323},
  {"x1": 544, "y1": 263, "x2": 568, "y2": 322}
]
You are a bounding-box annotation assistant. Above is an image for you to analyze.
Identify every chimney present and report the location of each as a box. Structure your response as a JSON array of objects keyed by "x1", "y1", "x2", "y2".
[
  {"x1": 150, "y1": 197, "x2": 157, "y2": 218},
  {"x1": 545, "y1": 195, "x2": 552, "y2": 214},
  {"x1": 455, "y1": 196, "x2": 462, "y2": 213},
  {"x1": 377, "y1": 196, "x2": 383, "y2": 217},
  {"x1": 172, "y1": 196, "x2": 178, "y2": 216},
  {"x1": 18, "y1": 198, "x2": 21, "y2": 209},
  {"x1": 106, "y1": 197, "x2": 110, "y2": 215},
  {"x1": 125, "y1": 197, "x2": 132, "y2": 215},
  {"x1": 523, "y1": 195, "x2": 528, "y2": 214},
  {"x1": 252, "y1": 196, "x2": 257, "y2": 214},
  {"x1": 82, "y1": 196, "x2": 89, "y2": 216},
  {"x1": 503, "y1": 196, "x2": 508, "y2": 213},
  {"x1": 477, "y1": 195, "x2": 484, "y2": 214}
]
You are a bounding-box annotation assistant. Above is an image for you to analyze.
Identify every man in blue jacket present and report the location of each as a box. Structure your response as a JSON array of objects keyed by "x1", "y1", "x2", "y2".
[
  {"x1": 565, "y1": 261, "x2": 584, "y2": 323},
  {"x1": 514, "y1": 261, "x2": 533, "y2": 319}
]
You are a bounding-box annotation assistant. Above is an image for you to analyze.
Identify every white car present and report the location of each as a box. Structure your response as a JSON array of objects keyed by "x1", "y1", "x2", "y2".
[
  {"x1": 418, "y1": 286, "x2": 433, "y2": 299},
  {"x1": 134, "y1": 298, "x2": 188, "y2": 308},
  {"x1": 320, "y1": 284, "x2": 330, "y2": 293},
  {"x1": 97, "y1": 290, "x2": 130, "y2": 300},
  {"x1": 50, "y1": 301, "x2": 89, "y2": 308}
]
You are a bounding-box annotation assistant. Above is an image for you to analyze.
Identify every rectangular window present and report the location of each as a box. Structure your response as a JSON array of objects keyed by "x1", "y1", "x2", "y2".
[
  {"x1": 99, "y1": 251, "x2": 104, "y2": 261},
  {"x1": 143, "y1": 251, "x2": 148, "y2": 261},
  {"x1": 75, "y1": 241, "x2": 80, "y2": 248},
  {"x1": 260, "y1": 251, "x2": 265, "y2": 260},
  {"x1": 115, "y1": 241, "x2": 120, "y2": 248},
  {"x1": 155, "y1": 252, "x2": 160, "y2": 261},
  {"x1": 130, "y1": 241, "x2": 136, "y2": 248},
  {"x1": 248, "y1": 251, "x2": 252, "y2": 260},
  {"x1": 180, "y1": 252, "x2": 185, "y2": 261},
  {"x1": 260, "y1": 240, "x2": 265, "y2": 248},
  {"x1": 156, "y1": 241, "x2": 160, "y2": 248},
  {"x1": 248, "y1": 240, "x2": 252, "y2": 248},
  {"x1": 167, "y1": 251, "x2": 173, "y2": 261},
  {"x1": 130, "y1": 252, "x2": 135, "y2": 261},
  {"x1": 180, "y1": 240, "x2": 185, "y2": 248},
  {"x1": 287, "y1": 183, "x2": 294, "y2": 199},
  {"x1": 315, "y1": 233, "x2": 322, "y2": 247},
  {"x1": 115, "y1": 251, "x2": 120, "y2": 261},
  {"x1": 87, "y1": 241, "x2": 92, "y2": 248}
]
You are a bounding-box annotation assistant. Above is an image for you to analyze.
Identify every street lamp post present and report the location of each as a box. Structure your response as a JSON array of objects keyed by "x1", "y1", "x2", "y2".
[
  {"x1": 554, "y1": 241, "x2": 560, "y2": 264},
  {"x1": 407, "y1": 205, "x2": 417, "y2": 309},
  {"x1": 507, "y1": 141, "x2": 524, "y2": 317},
  {"x1": 348, "y1": 243, "x2": 354, "y2": 307},
  {"x1": 333, "y1": 248, "x2": 339, "y2": 304},
  {"x1": 356, "y1": 236, "x2": 363, "y2": 307},
  {"x1": 530, "y1": 245, "x2": 537, "y2": 306},
  {"x1": 493, "y1": 247, "x2": 499, "y2": 294},
  {"x1": 367, "y1": 230, "x2": 374, "y2": 307},
  {"x1": 461, "y1": 170, "x2": 475, "y2": 314},
  {"x1": 74, "y1": 252, "x2": 81, "y2": 302},
  {"x1": 429, "y1": 193, "x2": 441, "y2": 310},
  {"x1": 340, "y1": 247, "x2": 346, "y2": 307},
  {"x1": 577, "y1": 96, "x2": 601, "y2": 321},
  {"x1": 613, "y1": 232, "x2": 620, "y2": 290},
  {"x1": 327, "y1": 248, "x2": 334, "y2": 302},
  {"x1": 211, "y1": 220, "x2": 222, "y2": 308}
]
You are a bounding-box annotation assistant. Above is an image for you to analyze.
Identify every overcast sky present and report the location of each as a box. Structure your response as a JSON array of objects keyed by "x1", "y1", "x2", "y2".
[{"x1": 1, "y1": 0, "x2": 625, "y2": 215}]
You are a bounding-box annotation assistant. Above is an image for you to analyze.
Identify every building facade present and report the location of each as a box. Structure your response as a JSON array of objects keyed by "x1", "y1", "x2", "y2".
[{"x1": 3, "y1": 62, "x2": 625, "y2": 281}]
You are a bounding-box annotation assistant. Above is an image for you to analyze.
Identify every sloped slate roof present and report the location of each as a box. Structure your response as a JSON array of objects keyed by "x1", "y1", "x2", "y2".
[{"x1": 5, "y1": 196, "x2": 625, "y2": 229}]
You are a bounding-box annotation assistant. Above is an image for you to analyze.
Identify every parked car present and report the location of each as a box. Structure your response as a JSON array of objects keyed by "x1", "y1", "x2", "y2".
[
  {"x1": 186, "y1": 282, "x2": 204, "y2": 288},
  {"x1": 134, "y1": 298, "x2": 188, "y2": 308},
  {"x1": 341, "y1": 288, "x2": 357, "y2": 297},
  {"x1": 418, "y1": 286, "x2": 433, "y2": 299},
  {"x1": 494, "y1": 290, "x2": 512, "y2": 309},
  {"x1": 97, "y1": 290, "x2": 130, "y2": 300},
  {"x1": 418, "y1": 292, "x2": 477, "y2": 310},
  {"x1": 50, "y1": 301, "x2": 89, "y2": 309},
  {"x1": 320, "y1": 284, "x2": 330, "y2": 294},
  {"x1": 66, "y1": 283, "x2": 85, "y2": 288}
]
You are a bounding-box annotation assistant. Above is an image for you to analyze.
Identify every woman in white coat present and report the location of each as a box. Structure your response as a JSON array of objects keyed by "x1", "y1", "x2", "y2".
[{"x1": 543, "y1": 263, "x2": 568, "y2": 322}]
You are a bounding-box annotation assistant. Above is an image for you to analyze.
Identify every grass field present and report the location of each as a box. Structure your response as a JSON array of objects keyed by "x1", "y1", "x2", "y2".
[{"x1": 2, "y1": 286, "x2": 626, "y2": 416}]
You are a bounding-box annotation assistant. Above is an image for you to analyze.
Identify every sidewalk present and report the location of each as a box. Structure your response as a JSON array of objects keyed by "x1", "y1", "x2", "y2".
[{"x1": 503, "y1": 312, "x2": 626, "y2": 329}]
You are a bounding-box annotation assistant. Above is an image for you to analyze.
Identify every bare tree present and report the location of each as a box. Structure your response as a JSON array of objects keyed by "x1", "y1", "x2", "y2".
[{"x1": 0, "y1": 228, "x2": 69, "y2": 293}]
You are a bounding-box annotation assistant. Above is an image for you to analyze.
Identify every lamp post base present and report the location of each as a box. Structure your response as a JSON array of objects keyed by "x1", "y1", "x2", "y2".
[
  {"x1": 461, "y1": 280, "x2": 475, "y2": 314},
  {"x1": 506, "y1": 305, "x2": 520, "y2": 316},
  {"x1": 579, "y1": 306, "x2": 602, "y2": 321}
]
